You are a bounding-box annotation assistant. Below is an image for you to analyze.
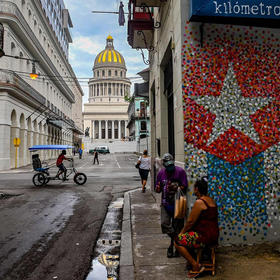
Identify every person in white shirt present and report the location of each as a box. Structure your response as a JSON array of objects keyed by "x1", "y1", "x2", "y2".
[{"x1": 136, "y1": 149, "x2": 151, "y2": 193}]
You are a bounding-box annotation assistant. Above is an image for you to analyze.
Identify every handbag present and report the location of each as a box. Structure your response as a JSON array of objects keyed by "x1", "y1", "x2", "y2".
[
  {"x1": 174, "y1": 188, "x2": 187, "y2": 219},
  {"x1": 135, "y1": 156, "x2": 141, "y2": 169}
]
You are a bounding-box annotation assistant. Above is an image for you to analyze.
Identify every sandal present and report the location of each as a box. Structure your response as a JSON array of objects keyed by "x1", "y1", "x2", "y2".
[
  {"x1": 167, "y1": 245, "x2": 173, "y2": 258},
  {"x1": 187, "y1": 265, "x2": 205, "y2": 278}
]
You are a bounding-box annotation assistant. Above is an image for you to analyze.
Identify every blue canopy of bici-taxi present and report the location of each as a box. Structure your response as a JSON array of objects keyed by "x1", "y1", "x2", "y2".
[{"x1": 29, "y1": 145, "x2": 74, "y2": 151}]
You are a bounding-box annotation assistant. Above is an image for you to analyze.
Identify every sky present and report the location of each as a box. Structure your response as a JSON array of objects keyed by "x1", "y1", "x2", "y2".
[{"x1": 63, "y1": 0, "x2": 146, "y2": 105}]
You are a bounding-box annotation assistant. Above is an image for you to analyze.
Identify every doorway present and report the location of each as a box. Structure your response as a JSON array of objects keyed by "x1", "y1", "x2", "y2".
[{"x1": 164, "y1": 58, "x2": 175, "y2": 157}]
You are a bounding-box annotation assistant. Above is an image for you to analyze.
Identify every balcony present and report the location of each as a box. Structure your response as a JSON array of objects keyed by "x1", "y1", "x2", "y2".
[
  {"x1": 135, "y1": 111, "x2": 150, "y2": 119},
  {"x1": 134, "y1": 0, "x2": 167, "y2": 7},
  {"x1": 127, "y1": 0, "x2": 155, "y2": 50}
]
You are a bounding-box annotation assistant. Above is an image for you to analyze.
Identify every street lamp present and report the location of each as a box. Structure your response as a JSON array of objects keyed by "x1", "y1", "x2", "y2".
[
  {"x1": 30, "y1": 61, "x2": 38, "y2": 80},
  {"x1": 4, "y1": 54, "x2": 39, "y2": 80},
  {"x1": 0, "y1": 23, "x2": 39, "y2": 79}
]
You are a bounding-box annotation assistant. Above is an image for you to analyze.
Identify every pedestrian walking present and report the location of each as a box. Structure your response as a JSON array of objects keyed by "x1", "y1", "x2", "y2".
[
  {"x1": 174, "y1": 177, "x2": 219, "y2": 278},
  {"x1": 93, "y1": 149, "x2": 99, "y2": 165},
  {"x1": 79, "y1": 148, "x2": 83, "y2": 159},
  {"x1": 136, "y1": 149, "x2": 151, "y2": 193},
  {"x1": 155, "y1": 153, "x2": 188, "y2": 258}
]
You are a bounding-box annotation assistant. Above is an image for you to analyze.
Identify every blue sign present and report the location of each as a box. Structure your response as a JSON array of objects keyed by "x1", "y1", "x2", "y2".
[{"x1": 190, "y1": 0, "x2": 280, "y2": 27}]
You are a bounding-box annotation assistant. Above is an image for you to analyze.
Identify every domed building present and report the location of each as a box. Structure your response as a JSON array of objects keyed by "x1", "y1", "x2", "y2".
[{"x1": 83, "y1": 36, "x2": 131, "y2": 140}]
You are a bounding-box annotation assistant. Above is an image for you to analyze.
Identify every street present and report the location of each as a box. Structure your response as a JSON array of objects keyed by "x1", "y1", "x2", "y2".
[{"x1": 0, "y1": 153, "x2": 139, "y2": 280}]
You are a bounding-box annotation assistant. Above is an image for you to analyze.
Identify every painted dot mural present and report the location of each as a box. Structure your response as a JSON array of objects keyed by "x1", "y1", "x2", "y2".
[{"x1": 182, "y1": 22, "x2": 280, "y2": 244}]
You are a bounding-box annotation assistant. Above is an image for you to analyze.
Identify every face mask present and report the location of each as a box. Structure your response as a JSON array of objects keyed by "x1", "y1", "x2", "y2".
[{"x1": 165, "y1": 165, "x2": 175, "y2": 173}]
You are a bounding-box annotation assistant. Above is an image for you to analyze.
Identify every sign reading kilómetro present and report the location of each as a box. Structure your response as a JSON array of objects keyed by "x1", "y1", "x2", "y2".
[{"x1": 189, "y1": 0, "x2": 280, "y2": 27}]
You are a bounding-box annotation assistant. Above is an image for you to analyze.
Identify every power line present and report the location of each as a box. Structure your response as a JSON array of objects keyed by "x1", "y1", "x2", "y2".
[{"x1": 0, "y1": 68, "x2": 142, "y2": 81}]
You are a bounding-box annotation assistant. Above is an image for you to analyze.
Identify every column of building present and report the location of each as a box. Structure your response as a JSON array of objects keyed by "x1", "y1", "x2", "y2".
[{"x1": 90, "y1": 119, "x2": 129, "y2": 140}]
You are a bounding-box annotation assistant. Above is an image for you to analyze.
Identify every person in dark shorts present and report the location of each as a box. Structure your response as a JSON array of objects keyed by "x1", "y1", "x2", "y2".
[
  {"x1": 93, "y1": 150, "x2": 99, "y2": 165},
  {"x1": 56, "y1": 150, "x2": 71, "y2": 181},
  {"x1": 136, "y1": 149, "x2": 151, "y2": 193},
  {"x1": 155, "y1": 153, "x2": 188, "y2": 258}
]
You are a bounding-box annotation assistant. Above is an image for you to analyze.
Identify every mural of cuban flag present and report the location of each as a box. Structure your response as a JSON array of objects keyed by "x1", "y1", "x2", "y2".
[{"x1": 182, "y1": 22, "x2": 280, "y2": 244}]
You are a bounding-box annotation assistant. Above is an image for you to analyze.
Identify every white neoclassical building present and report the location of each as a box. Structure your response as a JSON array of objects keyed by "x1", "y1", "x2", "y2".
[
  {"x1": 0, "y1": 0, "x2": 83, "y2": 170},
  {"x1": 83, "y1": 36, "x2": 130, "y2": 140}
]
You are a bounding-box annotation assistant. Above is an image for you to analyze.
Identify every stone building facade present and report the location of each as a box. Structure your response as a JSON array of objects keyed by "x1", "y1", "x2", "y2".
[
  {"x1": 0, "y1": 0, "x2": 83, "y2": 170},
  {"x1": 83, "y1": 36, "x2": 130, "y2": 140}
]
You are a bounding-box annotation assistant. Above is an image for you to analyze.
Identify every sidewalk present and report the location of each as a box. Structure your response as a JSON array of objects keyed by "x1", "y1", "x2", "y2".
[{"x1": 120, "y1": 189, "x2": 280, "y2": 280}]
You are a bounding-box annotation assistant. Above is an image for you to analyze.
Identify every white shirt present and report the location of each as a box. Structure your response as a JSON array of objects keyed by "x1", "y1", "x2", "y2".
[{"x1": 139, "y1": 156, "x2": 151, "y2": 170}]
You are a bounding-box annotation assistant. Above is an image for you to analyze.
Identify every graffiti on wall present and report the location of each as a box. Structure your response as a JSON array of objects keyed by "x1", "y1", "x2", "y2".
[{"x1": 182, "y1": 22, "x2": 280, "y2": 243}]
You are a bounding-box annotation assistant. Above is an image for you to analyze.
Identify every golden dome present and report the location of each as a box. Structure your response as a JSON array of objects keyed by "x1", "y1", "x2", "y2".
[{"x1": 94, "y1": 36, "x2": 126, "y2": 69}]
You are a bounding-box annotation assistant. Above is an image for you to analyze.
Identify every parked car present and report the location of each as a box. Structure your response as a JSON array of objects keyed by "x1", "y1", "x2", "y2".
[{"x1": 89, "y1": 146, "x2": 110, "y2": 154}]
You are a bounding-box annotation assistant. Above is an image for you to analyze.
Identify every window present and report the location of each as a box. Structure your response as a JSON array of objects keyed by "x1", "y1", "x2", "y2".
[
  {"x1": 115, "y1": 70, "x2": 118, "y2": 76},
  {"x1": 141, "y1": 121, "x2": 147, "y2": 131},
  {"x1": 120, "y1": 71, "x2": 123, "y2": 77},
  {"x1": 108, "y1": 70, "x2": 111, "y2": 77},
  {"x1": 140, "y1": 102, "x2": 146, "y2": 117},
  {"x1": 97, "y1": 71, "x2": 99, "y2": 77},
  {"x1": 102, "y1": 70, "x2": 105, "y2": 76}
]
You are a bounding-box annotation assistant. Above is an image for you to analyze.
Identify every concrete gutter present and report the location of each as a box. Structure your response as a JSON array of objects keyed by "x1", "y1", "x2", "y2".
[{"x1": 119, "y1": 191, "x2": 134, "y2": 280}]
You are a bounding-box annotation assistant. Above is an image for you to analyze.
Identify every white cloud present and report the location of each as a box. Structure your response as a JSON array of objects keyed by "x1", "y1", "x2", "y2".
[
  {"x1": 64, "y1": 0, "x2": 148, "y2": 105},
  {"x1": 125, "y1": 56, "x2": 143, "y2": 64},
  {"x1": 71, "y1": 35, "x2": 104, "y2": 55}
]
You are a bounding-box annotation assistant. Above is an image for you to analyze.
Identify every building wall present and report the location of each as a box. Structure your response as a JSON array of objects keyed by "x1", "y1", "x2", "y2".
[
  {"x1": 134, "y1": 97, "x2": 150, "y2": 142},
  {"x1": 0, "y1": 0, "x2": 83, "y2": 170},
  {"x1": 149, "y1": 0, "x2": 185, "y2": 167},
  {"x1": 149, "y1": 0, "x2": 280, "y2": 244},
  {"x1": 182, "y1": 1, "x2": 280, "y2": 244},
  {"x1": 84, "y1": 103, "x2": 129, "y2": 139}
]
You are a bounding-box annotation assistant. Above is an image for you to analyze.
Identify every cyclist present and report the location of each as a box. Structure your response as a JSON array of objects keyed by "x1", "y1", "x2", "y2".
[{"x1": 56, "y1": 150, "x2": 71, "y2": 181}]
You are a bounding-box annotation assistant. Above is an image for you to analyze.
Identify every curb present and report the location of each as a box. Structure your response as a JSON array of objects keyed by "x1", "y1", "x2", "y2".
[{"x1": 119, "y1": 191, "x2": 134, "y2": 280}]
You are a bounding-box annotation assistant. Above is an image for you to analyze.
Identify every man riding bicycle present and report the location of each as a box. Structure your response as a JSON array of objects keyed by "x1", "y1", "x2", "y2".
[{"x1": 56, "y1": 150, "x2": 71, "y2": 181}]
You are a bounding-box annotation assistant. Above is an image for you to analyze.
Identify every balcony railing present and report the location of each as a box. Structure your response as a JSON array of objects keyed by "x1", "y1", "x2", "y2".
[
  {"x1": 134, "y1": 0, "x2": 167, "y2": 7},
  {"x1": 135, "y1": 111, "x2": 150, "y2": 118},
  {"x1": 128, "y1": 0, "x2": 158, "y2": 51}
]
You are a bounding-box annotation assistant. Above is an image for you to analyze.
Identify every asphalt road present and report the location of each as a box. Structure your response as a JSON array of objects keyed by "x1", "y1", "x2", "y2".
[{"x1": 0, "y1": 153, "x2": 140, "y2": 280}]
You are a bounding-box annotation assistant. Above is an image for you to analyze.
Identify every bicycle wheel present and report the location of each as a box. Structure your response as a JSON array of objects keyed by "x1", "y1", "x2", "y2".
[
  {"x1": 32, "y1": 173, "x2": 46, "y2": 187},
  {"x1": 73, "y1": 173, "x2": 87, "y2": 185}
]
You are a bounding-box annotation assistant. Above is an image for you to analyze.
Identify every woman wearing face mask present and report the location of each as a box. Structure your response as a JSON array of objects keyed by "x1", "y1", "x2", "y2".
[{"x1": 155, "y1": 153, "x2": 188, "y2": 258}]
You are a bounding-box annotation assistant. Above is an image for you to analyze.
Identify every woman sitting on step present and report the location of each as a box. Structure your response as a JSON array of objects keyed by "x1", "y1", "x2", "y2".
[{"x1": 174, "y1": 177, "x2": 219, "y2": 278}]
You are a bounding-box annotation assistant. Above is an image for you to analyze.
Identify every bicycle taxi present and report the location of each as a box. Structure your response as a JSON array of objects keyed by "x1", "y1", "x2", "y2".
[{"x1": 29, "y1": 144, "x2": 87, "y2": 186}]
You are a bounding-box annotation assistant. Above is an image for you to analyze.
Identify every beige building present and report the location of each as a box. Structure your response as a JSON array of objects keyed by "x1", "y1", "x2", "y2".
[
  {"x1": 83, "y1": 36, "x2": 130, "y2": 140},
  {"x1": 0, "y1": 0, "x2": 83, "y2": 170}
]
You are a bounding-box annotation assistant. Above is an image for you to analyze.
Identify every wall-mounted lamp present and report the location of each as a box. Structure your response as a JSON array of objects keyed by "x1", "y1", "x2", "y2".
[
  {"x1": 0, "y1": 23, "x2": 39, "y2": 79},
  {"x1": 30, "y1": 62, "x2": 38, "y2": 80}
]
